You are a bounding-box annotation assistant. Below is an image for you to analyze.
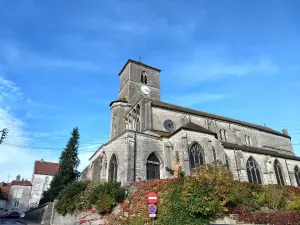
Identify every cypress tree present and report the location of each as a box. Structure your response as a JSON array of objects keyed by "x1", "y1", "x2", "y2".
[{"x1": 40, "y1": 127, "x2": 80, "y2": 204}]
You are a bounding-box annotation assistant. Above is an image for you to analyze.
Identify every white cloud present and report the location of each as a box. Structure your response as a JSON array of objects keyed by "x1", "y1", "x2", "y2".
[
  {"x1": 165, "y1": 93, "x2": 226, "y2": 108},
  {"x1": 178, "y1": 58, "x2": 279, "y2": 83},
  {"x1": 0, "y1": 42, "x2": 101, "y2": 73}
]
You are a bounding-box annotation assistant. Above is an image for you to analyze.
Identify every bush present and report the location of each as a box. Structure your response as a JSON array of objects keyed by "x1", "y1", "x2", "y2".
[
  {"x1": 88, "y1": 181, "x2": 125, "y2": 214},
  {"x1": 56, "y1": 181, "x2": 89, "y2": 215},
  {"x1": 95, "y1": 194, "x2": 115, "y2": 214},
  {"x1": 286, "y1": 196, "x2": 300, "y2": 211},
  {"x1": 56, "y1": 180, "x2": 125, "y2": 215}
]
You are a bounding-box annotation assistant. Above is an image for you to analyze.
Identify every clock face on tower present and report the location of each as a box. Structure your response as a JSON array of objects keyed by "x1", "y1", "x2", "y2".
[{"x1": 141, "y1": 85, "x2": 150, "y2": 95}]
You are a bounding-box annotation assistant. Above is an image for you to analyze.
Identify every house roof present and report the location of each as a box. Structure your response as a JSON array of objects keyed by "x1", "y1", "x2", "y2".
[
  {"x1": 0, "y1": 185, "x2": 10, "y2": 200},
  {"x1": 222, "y1": 142, "x2": 300, "y2": 161},
  {"x1": 118, "y1": 59, "x2": 161, "y2": 76},
  {"x1": 11, "y1": 180, "x2": 32, "y2": 186},
  {"x1": 34, "y1": 160, "x2": 59, "y2": 176},
  {"x1": 151, "y1": 100, "x2": 290, "y2": 139}
]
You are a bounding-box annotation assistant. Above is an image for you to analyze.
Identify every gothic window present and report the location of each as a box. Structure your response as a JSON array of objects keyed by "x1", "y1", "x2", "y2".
[
  {"x1": 125, "y1": 118, "x2": 129, "y2": 130},
  {"x1": 212, "y1": 146, "x2": 217, "y2": 163},
  {"x1": 245, "y1": 135, "x2": 252, "y2": 146},
  {"x1": 219, "y1": 129, "x2": 227, "y2": 141},
  {"x1": 136, "y1": 104, "x2": 140, "y2": 116},
  {"x1": 225, "y1": 154, "x2": 230, "y2": 170},
  {"x1": 136, "y1": 118, "x2": 140, "y2": 132},
  {"x1": 295, "y1": 166, "x2": 300, "y2": 187},
  {"x1": 128, "y1": 114, "x2": 132, "y2": 130},
  {"x1": 189, "y1": 142, "x2": 205, "y2": 170},
  {"x1": 274, "y1": 159, "x2": 285, "y2": 186},
  {"x1": 108, "y1": 154, "x2": 118, "y2": 181},
  {"x1": 141, "y1": 74, "x2": 144, "y2": 83},
  {"x1": 246, "y1": 157, "x2": 262, "y2": 184},
  {"x1": 146, "y1": 153, "x2": 160, "y2": 180},
  {"x1": 144, "y1": 75, "x2": 147, "y2": 84}
]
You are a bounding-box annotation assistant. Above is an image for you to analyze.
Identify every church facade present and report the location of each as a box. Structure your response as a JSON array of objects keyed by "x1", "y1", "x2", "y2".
[{"x1": 82, "y1": 59, "x2": 300, "y2": 188}]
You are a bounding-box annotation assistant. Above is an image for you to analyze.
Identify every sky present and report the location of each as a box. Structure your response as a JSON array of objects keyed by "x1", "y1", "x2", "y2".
[{"x1": 0, "y1": 0, "x2": 300, "y2": 182}]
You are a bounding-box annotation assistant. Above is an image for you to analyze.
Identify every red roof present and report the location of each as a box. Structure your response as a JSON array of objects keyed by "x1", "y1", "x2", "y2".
[
  {"x1": 34, "y1": 160, "x2": 59, "y2": 176},
  {"x1": 0, "y1": 185, "x2": 10, "y2": 200},
  {"x1": 11, "y1": 180, "x2": 32, "y2": 186}
]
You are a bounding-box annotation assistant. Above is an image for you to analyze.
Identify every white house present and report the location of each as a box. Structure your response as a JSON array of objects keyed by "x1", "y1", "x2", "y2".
[{"x1": 28, "y1": 160, "x2": 59, "y2": 208}]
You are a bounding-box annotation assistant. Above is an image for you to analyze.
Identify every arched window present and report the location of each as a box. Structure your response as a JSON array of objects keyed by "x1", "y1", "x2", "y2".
[
  {"x1": 146, "y1": 153, "x2": 160, "y2": 180},
  {"x1": 189, "y1": 142, "x2": 205, "y2": 170},
  {"x1": 225, "y1": 154, "x2": 230, "y2": 170},
  {"x1": 141, "y1": 71, "x2": 147, "y2": 84},
  {"x1": 125, "y1": 117, "x2": 129, "y2": 130},
  {"x1": 136, "y1": 118, "x2": 140, "y2": 132},
  {"x1": 295, "y1": 166, "x2": 300, "y2": 187},
  {"x1": 141, "y1": 74, "x2": 144, "y2": 83},
  {"x1": 108, "y1": 154, "x2": 118, "y2": 181},
  {"x1": 136, "y1": 104, "x2": 140, "y2": 116},
  {"x1": 212, "y1": 146, "x2": 217, "y2": 163},
  {"x1": 274, "y1": 159, "x2": 285, "y2": 186},
  {"x1": 219, "y1": 129, "x2": 227, "y2": 141},
  {"x1": 246, "y1": 157, "x2": 262, "y2": 184},
  {"x1": 128, "y1": 114, "x2": 132, "y2": 130}
]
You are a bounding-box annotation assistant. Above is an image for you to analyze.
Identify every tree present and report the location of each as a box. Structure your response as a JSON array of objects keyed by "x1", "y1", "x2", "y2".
[{"x1": 39, "y1": 127, "x2": 80, "y2": 204}]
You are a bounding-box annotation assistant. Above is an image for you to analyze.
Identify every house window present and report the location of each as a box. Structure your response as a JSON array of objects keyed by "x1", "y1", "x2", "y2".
[
  {"x1": 189, "y1": 142, "x2": 205, "y2": 170},
  {"x1": 13, "y1": 189, "x2": 23, "y2": 199},
  {"x1": 14, "y1": 200, "x2": 19, "y2": 208},
  {"x1": 219, "y1": 129, "x2": 228, "y2": 141},
  {"x1": 34, "y1": 183, "x2": 40, "y2": 191},
  {"x1": 108, "y1": 154, "x2": 118, "y2": 181},
  {"x1": 274, "y1": 159, "x2": 285, "y2": 186},
  {"x1": 246, "y1": 156, "x2": 262, "y2": 184},
  {"x1": 295, "y1": 166, "x2": 300, "y2": 187},
  {"x1": 245, "y1": 135, "x2": 252, "y2": 146},
  {"x1": 146, "y1": 153, "x2": 160, "y2": 180}
]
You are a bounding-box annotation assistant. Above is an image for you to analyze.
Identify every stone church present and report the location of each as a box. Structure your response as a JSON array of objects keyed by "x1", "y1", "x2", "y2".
[{"x1": 81, "y1": 59, "x2": 300, "y2": 187}]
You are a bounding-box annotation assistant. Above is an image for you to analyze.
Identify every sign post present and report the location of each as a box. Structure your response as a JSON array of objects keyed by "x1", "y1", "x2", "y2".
[{"x1": 147, "y1": 192, "x2": 158, "y2": 224}]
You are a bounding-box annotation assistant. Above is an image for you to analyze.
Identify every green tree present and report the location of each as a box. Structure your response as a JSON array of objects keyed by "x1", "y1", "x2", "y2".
[{"x1": 39, "y1": 127, "x2": 80, "y2": 204}]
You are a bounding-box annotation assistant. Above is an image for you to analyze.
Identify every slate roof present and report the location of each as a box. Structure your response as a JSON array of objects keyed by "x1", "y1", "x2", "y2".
[
  {"x1": 11, "y1": 180, "x2": 32, "y2": 186},
  {"x1": 34, "y1": 160, "x2": 59, "y2": 176},
  {"x1": 151, "y1": 100, "x2": 290, "y2": 139},
  {"x1": 119, "y1": 59, "x2": 161, "y2": 76},
  {"x1": 222, "y1": 142, "x2": 300, "y2": 161},
  {"x1": 151, "y1": 122, "x2": 218, "y2": 138}
]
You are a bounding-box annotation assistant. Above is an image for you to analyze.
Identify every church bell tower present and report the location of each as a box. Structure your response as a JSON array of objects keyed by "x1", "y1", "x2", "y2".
[{"x1": 118, "y1": 59, "x2": 161, "y2": 106}]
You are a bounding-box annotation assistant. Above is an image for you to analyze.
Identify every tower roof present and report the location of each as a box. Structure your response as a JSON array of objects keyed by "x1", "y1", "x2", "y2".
[{"x1": 118, "y1": 59, "x2": 161, "y2": 76}]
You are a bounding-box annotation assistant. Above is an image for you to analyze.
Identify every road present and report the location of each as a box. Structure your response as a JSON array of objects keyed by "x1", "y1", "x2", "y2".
[{"x1": 0, "y1": 218, "x2": 33, "y2": 224}]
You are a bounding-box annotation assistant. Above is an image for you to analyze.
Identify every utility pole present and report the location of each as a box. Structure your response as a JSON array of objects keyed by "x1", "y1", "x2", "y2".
[{"x1": 0, "y1": 128, "x2": 8, "y2": 144}]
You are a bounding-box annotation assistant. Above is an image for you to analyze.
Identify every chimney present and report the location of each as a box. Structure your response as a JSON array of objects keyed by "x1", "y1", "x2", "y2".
[
  {"x1": 22, "y1": 178, "x2": 24, "y2": 181},
  {"x1": 16, "y1": 175, "x2": 21, "y2": 181},
  {"x1": 41, "y1": 159, "x2": 44, "y2": 163},
  {"x1": 282, "y1": 129, "x2": 289, "y2": 136}
]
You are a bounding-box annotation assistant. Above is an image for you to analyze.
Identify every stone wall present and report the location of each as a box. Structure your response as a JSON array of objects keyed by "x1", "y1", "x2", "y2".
[
  {"x1": 24, "y1": 202, "x2": 53, "y2": 224},
  {"x1": 151, "y1": 106, "x2": 293, "y2": 155}
]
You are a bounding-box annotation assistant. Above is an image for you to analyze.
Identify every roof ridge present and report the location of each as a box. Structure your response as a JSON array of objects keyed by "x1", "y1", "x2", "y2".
[{"x1": 152, "y1": 100, "x2": 290, "y2": 139}]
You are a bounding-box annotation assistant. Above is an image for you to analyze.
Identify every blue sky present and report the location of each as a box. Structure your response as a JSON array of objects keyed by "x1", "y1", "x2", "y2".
[{"x1": 0, "y1": 0, "x2": 300, "y2": 182}]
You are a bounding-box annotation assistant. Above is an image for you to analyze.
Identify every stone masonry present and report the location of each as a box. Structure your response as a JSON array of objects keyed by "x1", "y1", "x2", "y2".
[{"x1": 82, "y1": 59, "x2": 300, "y2": 189}]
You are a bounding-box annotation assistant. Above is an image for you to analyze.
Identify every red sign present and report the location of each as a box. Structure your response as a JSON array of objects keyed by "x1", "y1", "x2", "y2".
[{"x1": 147, "y1": 192, "x2": 158, "y2": 204}]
